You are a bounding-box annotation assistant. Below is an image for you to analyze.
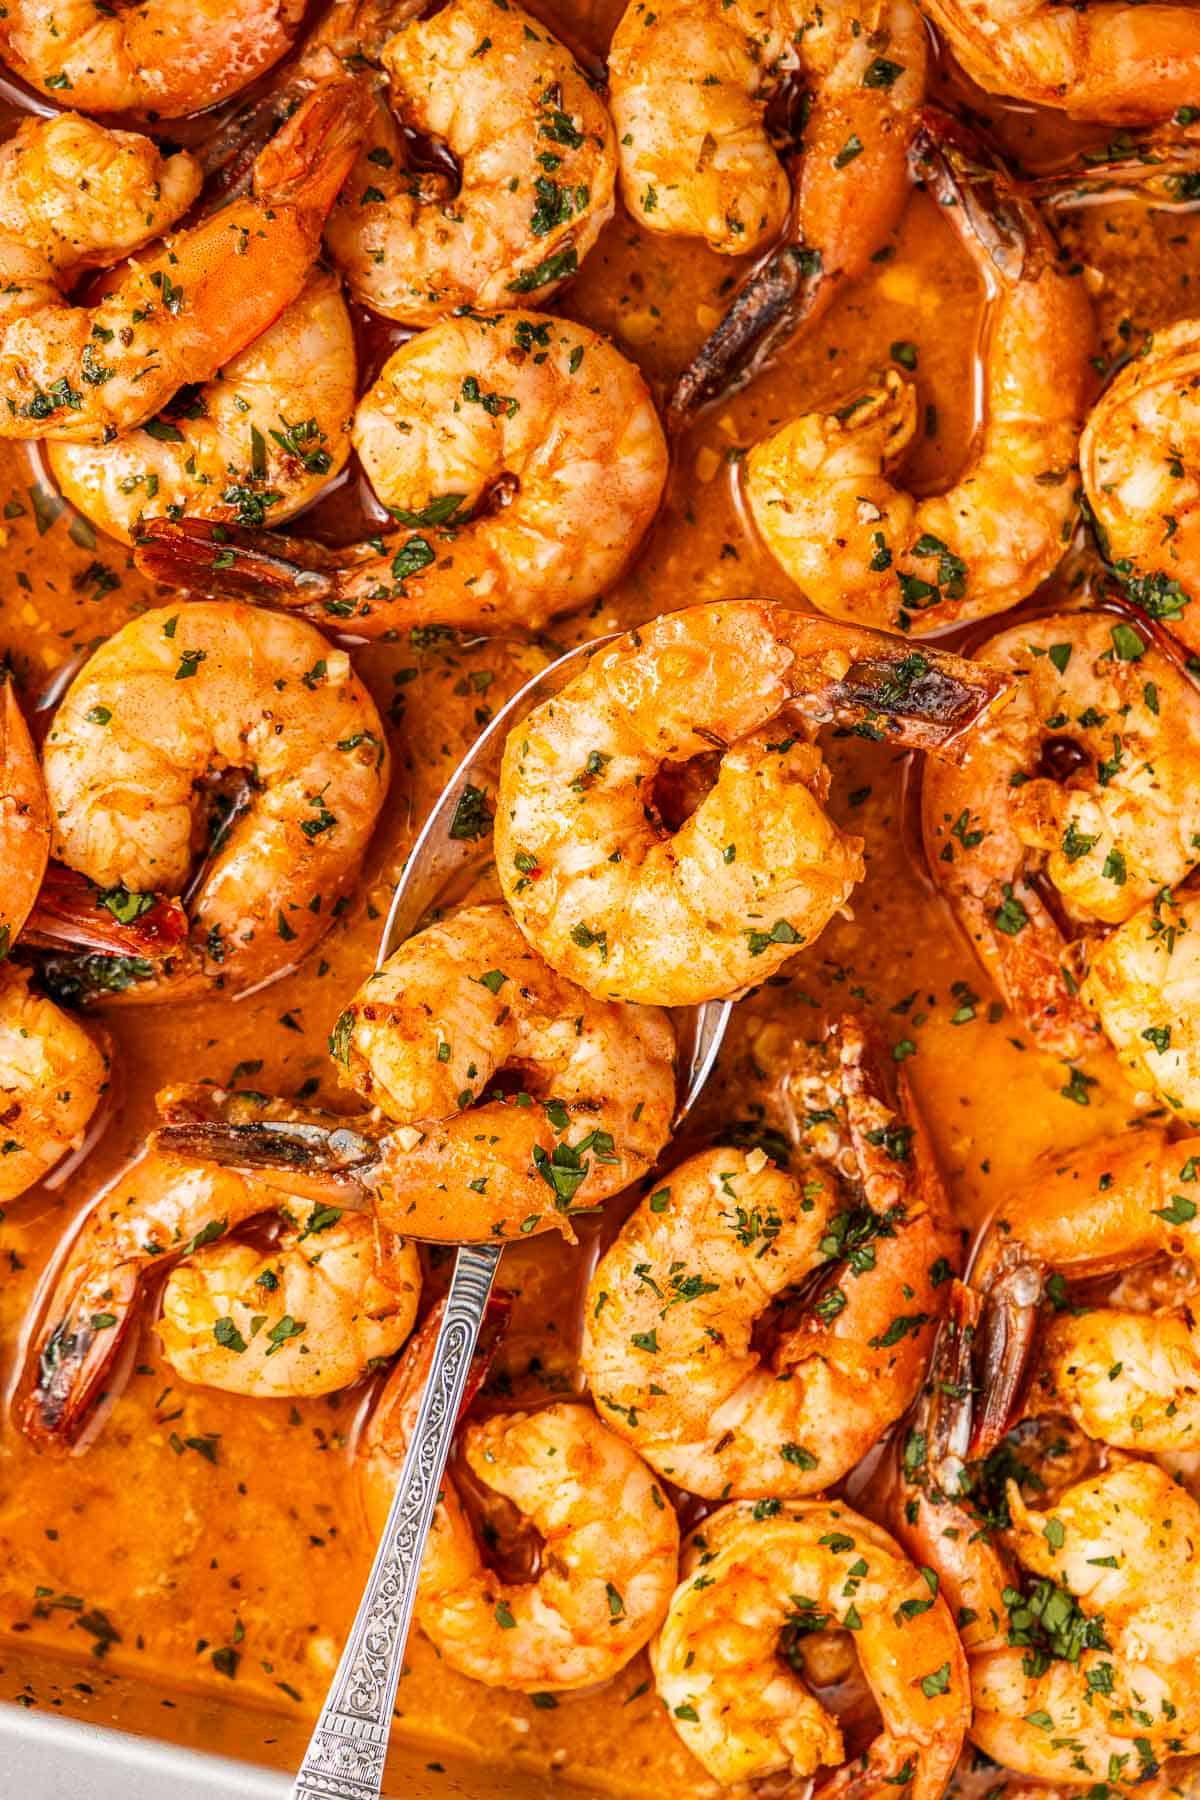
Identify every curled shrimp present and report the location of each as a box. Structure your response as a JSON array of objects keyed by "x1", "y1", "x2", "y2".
[
  {"x1": 38, "y1": 601, "x2": 389, "y2": 1003},
  {"x1": 888, "y1": 1390, "x2": 1200, "y2": 1786},
  {"x1": 323, "y1": 0, "x2": 616, "y2": 321},
  {"x1": 744, "y1": 116, "x2": 1092, "y2": 634},
  {"x1": 152, "y1": 901, "x2": 677, "y2": 1243},
  {"x1": 650, "y1": 1497, "x2": 969, "y2": 1794},
  {"x1": 581, "y1": 1013, "x2": 958, "y2": 1497},
  {"x1": 22, "y1": 1147, "x2": 417, "y2": 1443},
  {"x1": 950, "y1": 1129, "x2": 1200, "y2": 1458},
  {"x1": 495, "y1": 600, "x2": 1007, "y2": 1008},
  {"x1": 0, "y1": 79, "x2": 366, "y2": 444},
  {"x1": 48, "y1": 270, "x2": 356, "y2": 547},
  {"x1": 156, "y1": 1209, "x2": 419, "y2": 1401},
  {"x1": 1082, "y1": 318, "x2": 1200, "y2": 654},
  {"x1": 134, "y1": 309, "x2": 667, "y2": 637},
  {"x1": 360, "y1": 1321, "x2": 679, "y2": 1690},
  {"x1": 0, "y1": 0, "x2": 305, "y2": 116},
  {"x1": 608, "y1": 0, "x2": 927, "y2": 424},
  {"x1": 920, "y1": 0, "x2": 1200, "y2": 124},
  {"x1": 922, "y1": 609, "x2": 1200, "y2": 1061}
]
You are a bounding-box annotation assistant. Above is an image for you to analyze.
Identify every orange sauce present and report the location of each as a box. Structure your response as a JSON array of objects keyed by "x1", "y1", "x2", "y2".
[{"x1": 0, "y1": 2, "x2": 1198, "y2": 1790}]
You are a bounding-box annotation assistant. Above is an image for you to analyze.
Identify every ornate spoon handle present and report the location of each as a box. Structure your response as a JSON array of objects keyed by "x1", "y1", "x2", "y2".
[{"x1": 289, "y1": 1241, "x2": 502, "y2": 1800}]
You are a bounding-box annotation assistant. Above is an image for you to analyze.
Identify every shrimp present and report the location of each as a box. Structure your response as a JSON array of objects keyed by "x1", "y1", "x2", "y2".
[
  {"x1": 889, "y1": 1399, "x2": 1200, "y2": 1787},
  {"x1": 156, "y1": 1210, "x2": 419, "y2": 1401},
  {"x1": 0, "y1": 112, "x2": 201, "y2": 330},
  {"x1": 0, "y1": 0, "x2": 305, "y2": 117},
  {"x1": 133, "y1": 310, "x2": 668, "y2": 637},
  {"x1": 744, "y1": 117, "x2": 1092, "y2": 635},
  {"x1": 323, "y1": 0, "x2": 616, "y2": 322},
  {"x1": 0, "y1": 672, "x2": 50, "y2": 958},
  {"x1": 494, "y1": 600, "x2": 1008, "y2": 1008},
  {"x1": 922, "y1": 609, "x2": 1200, "y2": 1061},
  {"x1": 0, "y1": 78, "x2": 366, "y2": 444},
  {"x1": 608, "y1": 0, "x2": 927, "y2": 424},
  {"x1": 1083, "y1": 887, "x2": 1200, "y2": 1116},
  {"x1": 947, "y1": 1129, "x2": 1200, "y2": 1459},
  {"x1": 1081, "y1": 318, "x2": 1200, "y2": 655},
  {"x1": 919, "y1": 0, "x2": 1200, "y2": 124},
  {"x1": 581, "y1": 1013, "x2": 959, "y2": 1497},
  {"x1": 151, "y1": 901, "x2": 677, "y2": 1243},
  {"x1": 38, "y1": 601, "x2": 389, "y2": 1003},
  {"x1": 22, "y1": 1146, "x2": 417, "y2": 1443},
  {"x1": 0, "y1": 964, "x2": 111, "y2": 1206},
  {"x1": 650, "y1": 1498, "x2": 969, "y2": 1794},
  {"x1": 47, "y1": 270, "x2": 356, "y2": 547},
  {"x1": 359, "y1": 1320, "x2": 679, "y2": 1690}
]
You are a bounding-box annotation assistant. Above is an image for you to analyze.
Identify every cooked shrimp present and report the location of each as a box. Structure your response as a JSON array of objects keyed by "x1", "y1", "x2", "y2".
[
  {"x1": 360, "y1": 1320, "x2": 678, "y2": 1690},
  {"x1": 39, "y1": 601, "x2": 389, "y2": 1002},
  {"x1": 48, "y1": 270, "x2": 356, "y2": 547},
  {"x1": 890, "y1": 1410, "x2": 1200, "y2": 1786},
  {"x1": 951, "y1": 1129, "x2": 1200, "y2": 1457},
  {"x1": 156, "y1": 1209, "x2": 419, "y2": 1400},
  {"x1": 745, "y1": 119, "x2": 1092, "y2": 634},
  {"x1": 650, "y1": 1498, "x2": 969, "y2": 1794},
  {"x1": 0, "y1": 112, "x2": 201, "y2": 330},
  {"x1": 22, "y1": 1146, "x2": 415, "y2": 1443},
  {"x1": 152, "y1": 901, "x2": 676, "y2": 1242},
  {"x1": 0, "y1": 673, "x2": 49, "y2": 958},
  {"x1": 923, "y1": 610, "x2": 1200, "y2": 1060},
  {"x1": 920, "y1": 0, "x2": 1200, "y2": 124},
  {"x1": 1083, "y1": 886, "x2": 1200, "y2": 1116},
  {"x1": 0, "y1": 0, "x2": 305, "y2": 116},
  {"x1": 0, "y1": 79, "x2": 366, "y2": 443},
  {"x1": 495, "y1": 600, "x2": 1007, "y2": 1007},
  {"x1": 581, "y1": 1013, "x2": 958, "y2": 1497},
  {"x1": 1082, "y1": 318, "x2": 1200, "y2": 654},
  {"x1": 610, "y1": 0, "x2": 926, "y2": 422},
  {"x1": 134, "y1": 310, "x2": 667, "y2": 636},
  {"x1": 0, "y1": 964, "x2": 111, "y2": 1206},
  {"x1": 324, "y1": 0, "x2": 615, "y2": 321}
]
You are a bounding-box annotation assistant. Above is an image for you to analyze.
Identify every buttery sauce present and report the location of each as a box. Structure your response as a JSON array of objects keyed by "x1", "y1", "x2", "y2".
[{"x1": 1, "y1": 2, "x2": 1198, "y2": 1792}]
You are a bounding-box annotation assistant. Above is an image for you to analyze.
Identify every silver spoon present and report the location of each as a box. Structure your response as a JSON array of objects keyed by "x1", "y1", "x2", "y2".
[{"x1": 288, "y1": 635, "x2": 731, "y2": 1800}]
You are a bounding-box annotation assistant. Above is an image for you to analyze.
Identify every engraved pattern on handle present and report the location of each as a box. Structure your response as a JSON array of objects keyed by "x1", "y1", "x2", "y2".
[{"x1": 290, "y1": 1241, "x2": 502, "y2": 1800}]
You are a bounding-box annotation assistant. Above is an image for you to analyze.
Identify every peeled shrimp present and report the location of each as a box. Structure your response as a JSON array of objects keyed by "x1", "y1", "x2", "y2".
[
  {"x1": 361, "y1": 1320, "x2": 678, "y2": 1691},
  {"x1": 1083, "y1": 887, "x2": 1200, "y2": 1115},
  {"x1": 135, "y1": 310, "x2": 667, "y2": 637},
  {"x1": 957, "y1": 1129, "x2": 1200, "y2": 1457},
  {"x1": 0, "y1": 0, "x2": 305, "y2": 117},
  {"x1": 40, "y1": 601, "x2": 389, "y2": 1002},
  {"x1": 610, "y1": 0, "x2": 926, "y2": 421},
  {"x1": 0, "y1": 79, "x2": 366, "y2": 443},
  {"x1": 581, "y1": 1014, "x2": 958, "y2": 1497},
  {"x1": 651, "y1": 1498, "x2": 969, "y2": 1794},
  {"x1": 323, "y1": 0, "x2": 616, "y2": 321},
  {"x1": 921, "y1": 0, "x2": 1200, "y2": 123},
  {"x1": 152, "y1": 901, "x2": 676, "y2": 1243},
  {"x1": 495, "y1": 600, "x2": 1007, "y2": 1007},
  {"x1": 49, "y1": 270, "x2": 356, "y2": 546},
  {"x1": 745, "y1": 118, "x2": 1092, "y2": 634},
  {"x1": 923, "y1": 609, "x2": 1200, "y2": 1060},
  {"x1": 23, "y1": 1147, "x2": 418, "y2": 1443},
  {"x1": 157, "y1": 1209, "x2": 419, "y2": 1401},
  {"x1": 1082, "y1": 317, "x2": 1200, "y2": 653}
]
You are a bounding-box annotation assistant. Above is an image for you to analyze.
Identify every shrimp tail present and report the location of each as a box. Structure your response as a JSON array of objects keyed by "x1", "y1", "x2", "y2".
[
  {"x1": 135, "y1": 517, "x2": 340, "y2": 612},
  {"x1": 152, "y1": 1083, "x2": 380, "y2": 1210},
  {"x1": 788, "y1": 627, "x2": 1010, "y2": 755},
  {"x1": 666, "y1": 238, "x2": 825, "y2": 432},
  {"x1": 24, "y1": 1265, "x2": 140, "y2": 1445},
  {"x1": 252, "y1": 73, "x2": 374, "y2": 221},
  {"x1": 23, "y1": 865, "x2": 189, "y2": 960},
  {"x1": 910, "y1": 108, "x2": 1044, "y2": 282},
  {"x1": 965, "y1": 1246, "x2": 1046, "y2": 1461}
]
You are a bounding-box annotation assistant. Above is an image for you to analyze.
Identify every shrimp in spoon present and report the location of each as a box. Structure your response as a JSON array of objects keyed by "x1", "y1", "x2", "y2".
[
  {"x1": 134, "y1": 309, "x2": 668, "y2": 638},
  {"x1": 496, "y1": 601, "x2": 1008, "y2": 1007},
  {"x1": 0, "y1": 77, "x2": 367, "y2": 443},
  {"x1": 744, "y1": 114, "x2": 1092, "y2": 633},
  {"x1": 608, "y1": 0, "x2": 927, "y2": 425},
  {"x1": 152, "y1": 901, "x2": 677, "y2": 1243}
]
